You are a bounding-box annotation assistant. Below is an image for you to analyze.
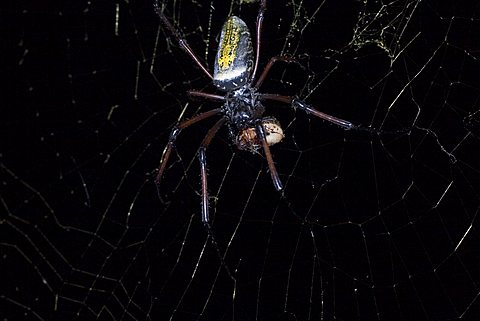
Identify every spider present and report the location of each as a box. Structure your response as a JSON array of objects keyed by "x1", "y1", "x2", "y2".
[{"x1": 154, "y1": 0, "x2": 355, "y2": 224}]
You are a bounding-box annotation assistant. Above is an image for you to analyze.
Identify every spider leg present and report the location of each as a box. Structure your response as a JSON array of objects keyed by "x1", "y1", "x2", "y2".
[
  {"x1": 198, "y1": 118, "x2": 226, "y2": 224},
  {"x1": 155, "y1": 108, "x2": 222, "y2": 189},
  {"x1": 256, "y1": 122, "x2": 283, "y2": 191},
  {"x1": 187, "y1": 90, "x2": 225, "y2": 102},
  {"x1": 251, "y1": 0, "x2": 267, "y2": 81},
  {"x1": 154, "y1": 1, "x2": 213, "y2": 79},
  {"x1": 254, "y1": 56, "x2": 300, "y2": 89},
  {"x1": 259, "y1": 94, "x2": 355, "y2": 130}
]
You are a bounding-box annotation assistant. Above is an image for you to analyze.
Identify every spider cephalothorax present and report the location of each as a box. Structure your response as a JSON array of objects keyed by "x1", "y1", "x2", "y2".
[
  {"x1": 223, "y1": 87, "x2": 264, "y2": 128},
  {"x1": 154, "y1": 0, "x2": 354, "y2": 224}
]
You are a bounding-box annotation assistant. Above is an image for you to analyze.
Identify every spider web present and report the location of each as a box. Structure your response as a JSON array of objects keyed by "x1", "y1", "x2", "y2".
[{"x1": 3, "y1": 0, "x2": 480, "y2": 320}]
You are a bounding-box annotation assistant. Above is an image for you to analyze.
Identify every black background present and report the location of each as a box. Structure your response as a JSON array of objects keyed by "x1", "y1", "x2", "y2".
[{"x1": 3, "y1": 0, "x2": 480, "y2": 320}]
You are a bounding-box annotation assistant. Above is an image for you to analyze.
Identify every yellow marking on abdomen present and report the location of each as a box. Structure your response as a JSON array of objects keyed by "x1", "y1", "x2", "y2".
[{"x1": 218, "y1": 19, "x2": 240, "y2": 70}]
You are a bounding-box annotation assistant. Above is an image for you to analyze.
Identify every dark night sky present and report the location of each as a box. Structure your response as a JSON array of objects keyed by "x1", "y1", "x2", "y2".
[{"x1": 3, "y1": 0, "x2": 480, "y2": 320}]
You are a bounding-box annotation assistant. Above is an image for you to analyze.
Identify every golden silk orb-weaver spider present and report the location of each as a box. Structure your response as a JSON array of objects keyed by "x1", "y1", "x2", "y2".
[{"x1": 154, "y1": 0, "x2": 355, "y2": 225}]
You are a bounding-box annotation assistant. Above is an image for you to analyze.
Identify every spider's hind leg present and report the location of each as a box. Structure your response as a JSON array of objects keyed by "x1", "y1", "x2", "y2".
[
  {"x1": 254, "y1": 56, "x2": 301, "y2": 89},
  {"x1": 153, "y1": 0, "x2": 213, "y2": 79}
]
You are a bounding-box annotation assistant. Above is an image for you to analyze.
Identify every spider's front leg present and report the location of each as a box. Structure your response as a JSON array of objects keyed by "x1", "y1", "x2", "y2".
[
  {"x1": 292, "y1": 98, "x2": 355, "y2": 129},
  {"x1": 198, "y1": 118, "x2": 226, "y2": 224},
  {"x1": 255, "y1": 122, "x2": 283, "y2": 191},
  {"x1": 155, "y1": 108, "x2": 222, "y2": 190},
  {"x1": 259, "y1": 94, "x2": 355, "y2": 130}
]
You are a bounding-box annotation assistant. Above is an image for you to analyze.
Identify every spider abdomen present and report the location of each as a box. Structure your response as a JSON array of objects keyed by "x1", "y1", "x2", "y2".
[{"x1": 213, "y1": 16, "x2": 254, "y2": 91}]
